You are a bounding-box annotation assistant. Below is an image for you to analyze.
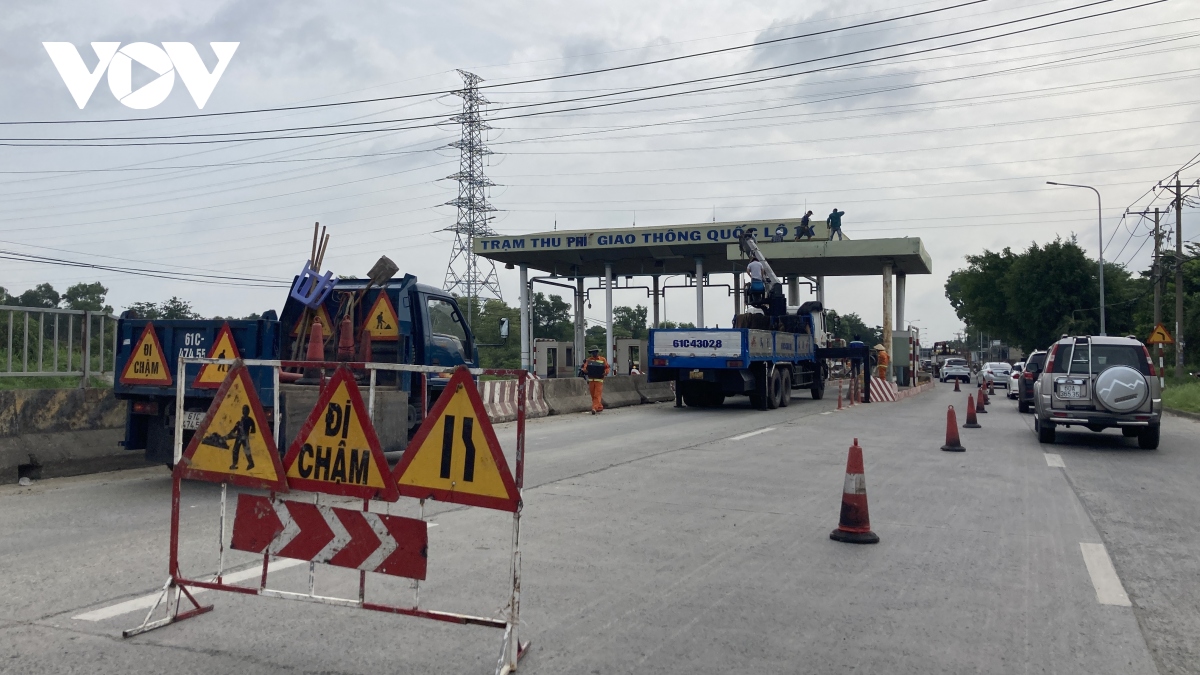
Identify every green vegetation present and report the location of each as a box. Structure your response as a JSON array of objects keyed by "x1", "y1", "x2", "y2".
[
  {"x1": 0, "y1": 376, "x2": 111, "y2": 390},
  {"x1": 1162, "y1": 378, "x2": 1200, "y2": 414}
]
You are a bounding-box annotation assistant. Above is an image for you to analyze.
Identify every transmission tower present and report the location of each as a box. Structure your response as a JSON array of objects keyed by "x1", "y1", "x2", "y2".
[{"x1": 443, "y1": 70, "x2": 502, "y2": 321}]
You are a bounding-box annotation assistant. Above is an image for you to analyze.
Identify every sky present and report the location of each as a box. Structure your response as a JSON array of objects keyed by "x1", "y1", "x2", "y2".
[{"x1": 1, "y1": 0, "x2": 1198, "y2": 343}]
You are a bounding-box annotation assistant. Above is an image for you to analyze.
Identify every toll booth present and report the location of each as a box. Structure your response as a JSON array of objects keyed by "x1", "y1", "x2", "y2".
[
  {"x1": 614, "y1": 338, "x2": 647, "y2": 375},
  {"x1": 533, "y1": 339, "x2": 575, "y2": 378}
]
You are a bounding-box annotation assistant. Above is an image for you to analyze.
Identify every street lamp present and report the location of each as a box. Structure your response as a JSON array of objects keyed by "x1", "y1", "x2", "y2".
[{"x1": 1046, "y1": 181, "x2": 1105, "y2": 335}]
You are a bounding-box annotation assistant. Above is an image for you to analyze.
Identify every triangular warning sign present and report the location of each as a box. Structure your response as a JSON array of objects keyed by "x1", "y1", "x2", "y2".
[
  {"x1": 193, "y1": 323, "x2": 241, "y2": 389},
  {"x1": 392, "y1": 368, "x2": 520, "y2": 512},
  {"x1": 120, "y1": 322, "x2": 172, "y2": 386},
  {"x1": 291, "y1": 305, "x2": 333, "y2": 339},
  {"x1": 282, "y1": 367, "x2": 400, "y2": 502},
  {"x1": 1147, "y1": 323, "x2": 1174, "y2": 345},
  {"x1": 364, "y1": 293, "x2": 399, "y2": 341},
  {"x1": 176, "y1": 361, "x2": 287, "y2": 491}
]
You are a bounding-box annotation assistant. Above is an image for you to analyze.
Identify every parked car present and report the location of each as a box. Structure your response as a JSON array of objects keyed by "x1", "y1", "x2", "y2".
[
  {"x1": 940, "y1": 358, "x2": 970, "y2": 383},
  {"x1": 1006, "y1": 362, "x2": 1024, "y2": 399},
  {"x1": 979, "y1": 361, "x2": 1012, "y2": 388},
  {"x1": 1016, "y1": 351, "x2": 1047, "y2": 413},
  {"x1": 1033, "y1": 335, "x2": 1160, "y2": 449}
]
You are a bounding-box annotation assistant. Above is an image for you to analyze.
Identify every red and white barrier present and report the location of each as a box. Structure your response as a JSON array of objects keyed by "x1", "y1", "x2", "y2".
[
  {"x1": 482, "y1": 378, "x2": 548, "y2": 422},
  {"x1": 869, "y1": 378, "x2": 898, "y2": 402}
]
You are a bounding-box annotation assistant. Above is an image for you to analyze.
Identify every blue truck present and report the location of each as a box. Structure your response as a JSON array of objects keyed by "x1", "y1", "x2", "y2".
[{"x1": 114, "y1": 274, "x2": 481, "y2": 465}]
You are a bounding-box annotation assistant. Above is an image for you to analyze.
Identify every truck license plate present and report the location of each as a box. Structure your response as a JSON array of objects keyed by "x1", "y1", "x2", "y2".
[
  {"x1": 1057, "y1": 384, "x2": 1082, "y2": 399},
  {"x1": 689, "y1": 370, "x2": 704, "y2": 380},
  {"x1": 181, "y1": 411, "x2": 207, "y2": 430}
]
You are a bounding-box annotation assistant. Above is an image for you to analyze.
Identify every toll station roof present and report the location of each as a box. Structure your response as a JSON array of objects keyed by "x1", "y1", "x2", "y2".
[{"x1": 475, "y1": 218, "x2": 932, "y2": 278}]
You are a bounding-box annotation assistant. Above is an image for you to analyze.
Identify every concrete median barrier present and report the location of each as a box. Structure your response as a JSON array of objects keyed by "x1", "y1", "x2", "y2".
[
  {"x1": 540, "y1": 378, "x2": 592, "y2": 415},
  {"x1": 601, "y1": 375, "x2": 642, "y2": 409},
  {"x1": 0, "y1": 388, "x2": 145, "y2": 484},
  {"x1": 633, "y1": 375, "x2": 675, "y2": 403},
  {"x1": 481, "y1": 378, "x2": 549, "y2": 423}
]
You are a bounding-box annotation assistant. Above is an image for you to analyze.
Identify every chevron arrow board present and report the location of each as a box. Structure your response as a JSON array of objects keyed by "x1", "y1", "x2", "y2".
[{"x1": 229, "y1": 494, "x2": 427, "y2": 580}]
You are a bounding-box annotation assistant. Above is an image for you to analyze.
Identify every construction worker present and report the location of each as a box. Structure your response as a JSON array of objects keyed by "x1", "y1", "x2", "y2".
[
  {"x1": 796, "y1": 210, "x2": 815, "y2": 240},
  {"x1": 579, "y1": 347, "x2": 610, "y2": 414},
  {"x1": 828, "y1": 208, "x2": 846, "y2": 240},
  {"x1": 746, "y1": 258, "x2": 765, "y2": 304},
  {"x1": 874, "y1": 344, "x2": 890, "y2": 381}
]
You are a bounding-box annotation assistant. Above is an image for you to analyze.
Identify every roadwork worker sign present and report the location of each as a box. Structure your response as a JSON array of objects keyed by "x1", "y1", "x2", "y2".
[
  {"x1": 120, "y1": 322, "x2": 172, "y2": 386},
  {"x1": 392, "y1": 368, "x2": 520, "y2": 512},
  {"x1": 193, "y1": 322, "x2": 241, "y2": 388},
  {"x1": 290, "y1": 305, "x2": 333, "y2": 339},
  {"x1": 176, "y1": 361, "x2": 287, "y2": 491},
  {"x1": 282, "y1": 367, "x2": 400, "y2": 501},
  {"x1": 364, "y1": 292, "x2": 399, "y2": 341}
]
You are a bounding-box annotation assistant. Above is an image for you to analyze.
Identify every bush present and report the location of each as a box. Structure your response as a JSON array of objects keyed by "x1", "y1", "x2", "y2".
[{"x1": 1162, "y1": 378, "x2": 1200, "y2": 414}]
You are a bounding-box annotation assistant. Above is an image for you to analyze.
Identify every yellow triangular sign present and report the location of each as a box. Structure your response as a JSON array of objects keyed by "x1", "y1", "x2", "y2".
[
  {"x1": 176, "y1": 361, "x2": 287, "y2": 491},
  {"x1": 392, "y1": 368, "x2": 519, "y2": 512},
  {"x1": 194, "y1": 323, "x2": 241, "y2": 389},
  {"x1": 291, "y1": 305, "x2": 333, "y2": 338},
  {"x1": 364, "y1": 293, "x2": 399, "y2": 341},
  {"x1": 1147, "y1": 323, "x2": 1174, "y2": 345},
  {"x1": 281, "y1": 367, "x2": 400, "y2": 501},
  {"x1": 120, "y1": 322, "x2": 172, "y2": 386}
]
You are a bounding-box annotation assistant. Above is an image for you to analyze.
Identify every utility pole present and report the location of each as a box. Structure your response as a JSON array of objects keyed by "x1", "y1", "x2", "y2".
[
  {"x1": 1158, "y1": 173, "x2": 1199, "y2": 374},
  {"x1": 1125, "y1": 207, "x2": 1163, "y2": 326}
]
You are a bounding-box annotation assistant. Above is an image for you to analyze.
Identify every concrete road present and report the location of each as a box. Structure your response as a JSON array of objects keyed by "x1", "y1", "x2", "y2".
[{"x1": 0, "y1": 385, "x2": 1195, "y2": 674}]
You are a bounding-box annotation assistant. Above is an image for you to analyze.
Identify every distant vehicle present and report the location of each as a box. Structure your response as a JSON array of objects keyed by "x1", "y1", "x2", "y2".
[
  {"x1": 940, "y1": 357, "x2": 970, "y2": 383},
  {"x1": 1016, "y1": 351, "x2": 1047, "y2": 413},
  {"x1": 1033, "y1": 335, "x2": 1160, "y2": 449},
  {"x1": 1006, "y1": 362, "x2": 1024, "y2": 399},
  {"x1": 979, "y1": 361, "x2": 1012, "y2": 388}
]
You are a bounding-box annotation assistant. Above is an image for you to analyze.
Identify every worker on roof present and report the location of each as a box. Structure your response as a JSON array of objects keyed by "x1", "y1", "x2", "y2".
[
  {"x1": 746, "y1": 258, "x2": 765, "y2": 304},
  {"x1": 579, "y1": 347, "x2": 610, "y2": 414},
  {"x1": 828, "y1": 208, "x2": 846, "y2": 240},
  {"x1": 874, "y1": 344, "x2": 890, "y2": 381},
  {"x1": 796, "y1": 210, "x2": 816, "y2": 240}
]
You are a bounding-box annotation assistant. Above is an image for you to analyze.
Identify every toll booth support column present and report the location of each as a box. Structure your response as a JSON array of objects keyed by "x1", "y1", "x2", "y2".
[
  {"x1": 896, "y1": 273, "x2": 906, "y2": 331},
  {"x1": 575, "y1": 276, "x2": 586, "y2": 370},
  {"x1": 817, "y1": 275, "x2": 825, "y2": 305},
  {"x1": 882, "y1": 261, "x2": 893, "y2": 383},
  {"x1": 605, "y1": 262, "x2": 614, "y2": 367},
  {"x1": 788, "y1": 276, "x2": 799, "y2": 305},
  {"x1": 652, "y1": 275, "x2": 661, "y2": 329},
  {"x1": 695, "y1": 256, "x2": 705, "y2": 328},
  {"x1": 520, "y1": 265, "x2": 531, "y2": 371}
]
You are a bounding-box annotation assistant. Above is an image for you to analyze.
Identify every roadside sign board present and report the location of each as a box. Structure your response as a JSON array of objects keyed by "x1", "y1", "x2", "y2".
[
  {"x1": 281, "y1": 366, "x2": 400, "y2": 501},
  {"x1": 176, "y1": 361, "x2": 287, "y2": 491},
  {"x1": 1147, "y1": 323, "x2": 1174, "y2": 345},
  {"x1": 392, "y1": 368, "x2": 520, "y2": 512},
  {"x1": 120, "y1": 322, "x2": 173, "y2": 386},
  {"x1": 290, "y1": 305, "x2": 333, "y2": 339},
  {"x1": 364, "y1": 293, "x2": 399, "y2": 341},
  {"x1": 193, "y1": 322, "x2": 241, "y2": 389}
]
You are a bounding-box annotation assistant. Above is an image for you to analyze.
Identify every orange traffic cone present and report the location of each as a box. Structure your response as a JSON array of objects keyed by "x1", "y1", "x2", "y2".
[
  {"x1": 337, "y1": 315, "x2": 355, "y2": 361},
  {"x1": 980, "y1": 384, "x2": 990, "y2": 406},
  {"x1": 953, "y1": 378, "x2": 961, "y2": 392},
  {"x1": 988, "y1": 379, "x2": 996, "y2": 397},
  {"x1": 964, "y1": 395, "x2": 981, "y2": 428},
  {"x1": 836, "y1": 381, "x2": 844, "y2": 411},
  {"x1": 830, "y1": 438, "x2": 880, "y2": 544},
  {"x1": 975, "y1": 388, "x2": 987, "y2": 414},
  {"x1": 941, "y1": 406, "x2": 965, "y2": 452},
  {"x1": 297, "y1": 317, "x2": 325, "y2": 385}
]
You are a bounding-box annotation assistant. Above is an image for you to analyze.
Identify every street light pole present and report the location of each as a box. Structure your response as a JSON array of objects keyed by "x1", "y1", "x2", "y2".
[{"x1": 1047, "y1": 181, "x2": 1105, "y2": 335}]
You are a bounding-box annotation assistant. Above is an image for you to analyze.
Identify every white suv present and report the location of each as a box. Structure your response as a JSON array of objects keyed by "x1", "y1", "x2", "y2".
[{"x1": 1033, "y1": 335, "x2": 1161, "y2": 449}]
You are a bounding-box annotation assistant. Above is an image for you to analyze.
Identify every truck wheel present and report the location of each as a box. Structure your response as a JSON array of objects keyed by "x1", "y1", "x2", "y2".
[
  {"x1": 767, "y1": 369, "x2": 782, "y2": 409},
  {"x1": 810, "y1": 366, "x2": 825, "y2": 400},
  {"x1": 777, "y1": 368, "x2": 790, "y2": 408},
  {"x1": 1137, "y1": 425, "x2": 1160, "y2": 449},
  {"x1": 682, "y1": 390, "x2": 702, "y2": 407},
  {"x1": 704, "y1": 388, "x2": 726, "y2": 408}
]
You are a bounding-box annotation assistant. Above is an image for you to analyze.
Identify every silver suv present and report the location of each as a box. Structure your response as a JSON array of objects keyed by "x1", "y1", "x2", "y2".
[{"x1": 1033, "y1": 335, "x2": 1161, "y2": 449}]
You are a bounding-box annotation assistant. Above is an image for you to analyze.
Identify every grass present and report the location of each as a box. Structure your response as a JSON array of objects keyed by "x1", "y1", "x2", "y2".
[
  {"x1": 1162, "y1": 378, "x2": 1200, "y2": 414},
  {"x1": 0, "y1": 376, "x2": 112, "y2": 390}
]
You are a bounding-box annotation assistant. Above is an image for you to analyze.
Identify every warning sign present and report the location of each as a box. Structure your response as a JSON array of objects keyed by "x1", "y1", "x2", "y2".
[
  {"x1": 193, "y1": 323, "x2": 241, "y2": 389},
  {"x1": 281, "y1": 367, "x2": 399, "y2": 501},
  {"x1": 120, "y1": 323, "x2": 172, "y2": 386},
  {"x1": 176, "y1": 361, "x2": 287, "y2": 491},
  {"x1": 392, "y1": 368, "x2": 519, "y2": 512},
  {"x1": 1147, "y1": 323, "x2": 1174, "y2": 345},
  {"x1": 364, "y1": 293, "x2": 399, "y2": 341},
  {"x1": 291, "y1": 305, "x2": 333, "y2": 339}
]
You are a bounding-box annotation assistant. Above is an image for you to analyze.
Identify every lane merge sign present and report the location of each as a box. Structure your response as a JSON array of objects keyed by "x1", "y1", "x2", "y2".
[{"x1": 392, "y1": 368, "x2": 520, "y2": 512}]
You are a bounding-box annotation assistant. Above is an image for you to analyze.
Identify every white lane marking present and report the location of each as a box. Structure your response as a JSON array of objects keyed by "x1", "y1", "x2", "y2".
[
  {"x1": 1079, "y1": 542, "x2": 1132, "y2": 606},
  {"x1": 1045, "y1": 453, "x2": 1066, "y2": 468},
  {"x1": 72, "y1": 558, "x2": 307, "y2": 621},
  {"x1": 820, "y1": 411, "x2": 833, "y2": 415},
  {"x1": 729, "y1": 427, "x2": 776, "y2": 441}
]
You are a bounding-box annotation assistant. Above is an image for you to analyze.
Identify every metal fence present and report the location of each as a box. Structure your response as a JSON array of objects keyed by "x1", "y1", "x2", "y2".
[{"x1": 1, "y1": 305, "x2": 119, "y2": 385}]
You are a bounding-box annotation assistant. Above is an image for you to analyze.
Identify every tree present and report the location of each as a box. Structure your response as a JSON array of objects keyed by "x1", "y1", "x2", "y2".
[
  {"x1": 613, "y1": 305, "x2": 648, "y2": 339},
  {"x1": 530, "y1": 293, "x2": 573, "y2": 341},
  {"x1": 125, "y1": 297, "x2": 201, "y2": 320},
  {"x1": 16, "y1": 283, "x2": 61, "y2": 309},
  {"x1": 657, "y1": 320, "x2": 696, "y2": 329},
  {"x1": 125, "y1": 301, "x2": 161, "y2": 319},
  {"x1": 825, "y1": 309, "x2": 882, "y2": 346},
  {"x1": 63, "y1": 282, "x2": 112, "y2": 313}
]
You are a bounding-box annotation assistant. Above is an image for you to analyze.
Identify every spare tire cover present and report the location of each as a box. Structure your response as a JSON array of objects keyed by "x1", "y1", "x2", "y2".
[{"x1": 1094, "y1": 365, "x2": 1148, "y2": 413}]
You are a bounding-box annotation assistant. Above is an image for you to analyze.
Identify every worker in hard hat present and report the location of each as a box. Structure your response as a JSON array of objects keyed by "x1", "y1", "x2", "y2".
[
  {"x1": 874, "y1": 344, "x2": 890, "y2": 381},
  {"x1": 579, "y1": 347, "x2": 610, "y2": 414}
]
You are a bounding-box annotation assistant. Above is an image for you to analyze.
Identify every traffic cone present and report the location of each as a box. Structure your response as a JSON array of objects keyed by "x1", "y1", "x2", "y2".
[
  {"x1": 941, "y1": 406, "x2": 965, "y2": 452},
  {"x1": 982, "y1": 385, "x2": 991, "y2": 405},
  {"x1": 975, "y1": 389, "x2": 987, "y2": 414},
  {"x1": 988, "y1": 379, "x2": 996, "y2": 397},
  {"x1": 953, "y1": 378, "x2": 961, "y2": 392},
  {"x1": 836, "y1": 381, "x2": 844, "y2": 411},
  {"x1": 963, "y1": 395, "x2": 981, "y2": 428},
  {"x1": 829, "y1": 438, "x2": 879, "y2": 544},
  {"x1": 357, "y1": 327, "x2": 373, "y2": 363},
  {"x1": 296, "y1": 317, "x2": 325, "y2": 385},
  {"x1": 337, "y1": 315, "x2": 355, "y2": 361}
]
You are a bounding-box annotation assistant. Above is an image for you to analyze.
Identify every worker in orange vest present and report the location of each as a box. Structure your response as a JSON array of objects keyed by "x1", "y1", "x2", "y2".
[
  {"x1": 579, "y1": 347, "x2": 610, "y2": 414},
  {"x1": 874, "y1": 344, "x2": 890, "y2": 381}
]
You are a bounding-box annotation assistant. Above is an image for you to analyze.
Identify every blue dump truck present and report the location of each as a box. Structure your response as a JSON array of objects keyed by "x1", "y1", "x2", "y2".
[{"x1": 114, "y1": 273, "x2": 480, "y2": 465}]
